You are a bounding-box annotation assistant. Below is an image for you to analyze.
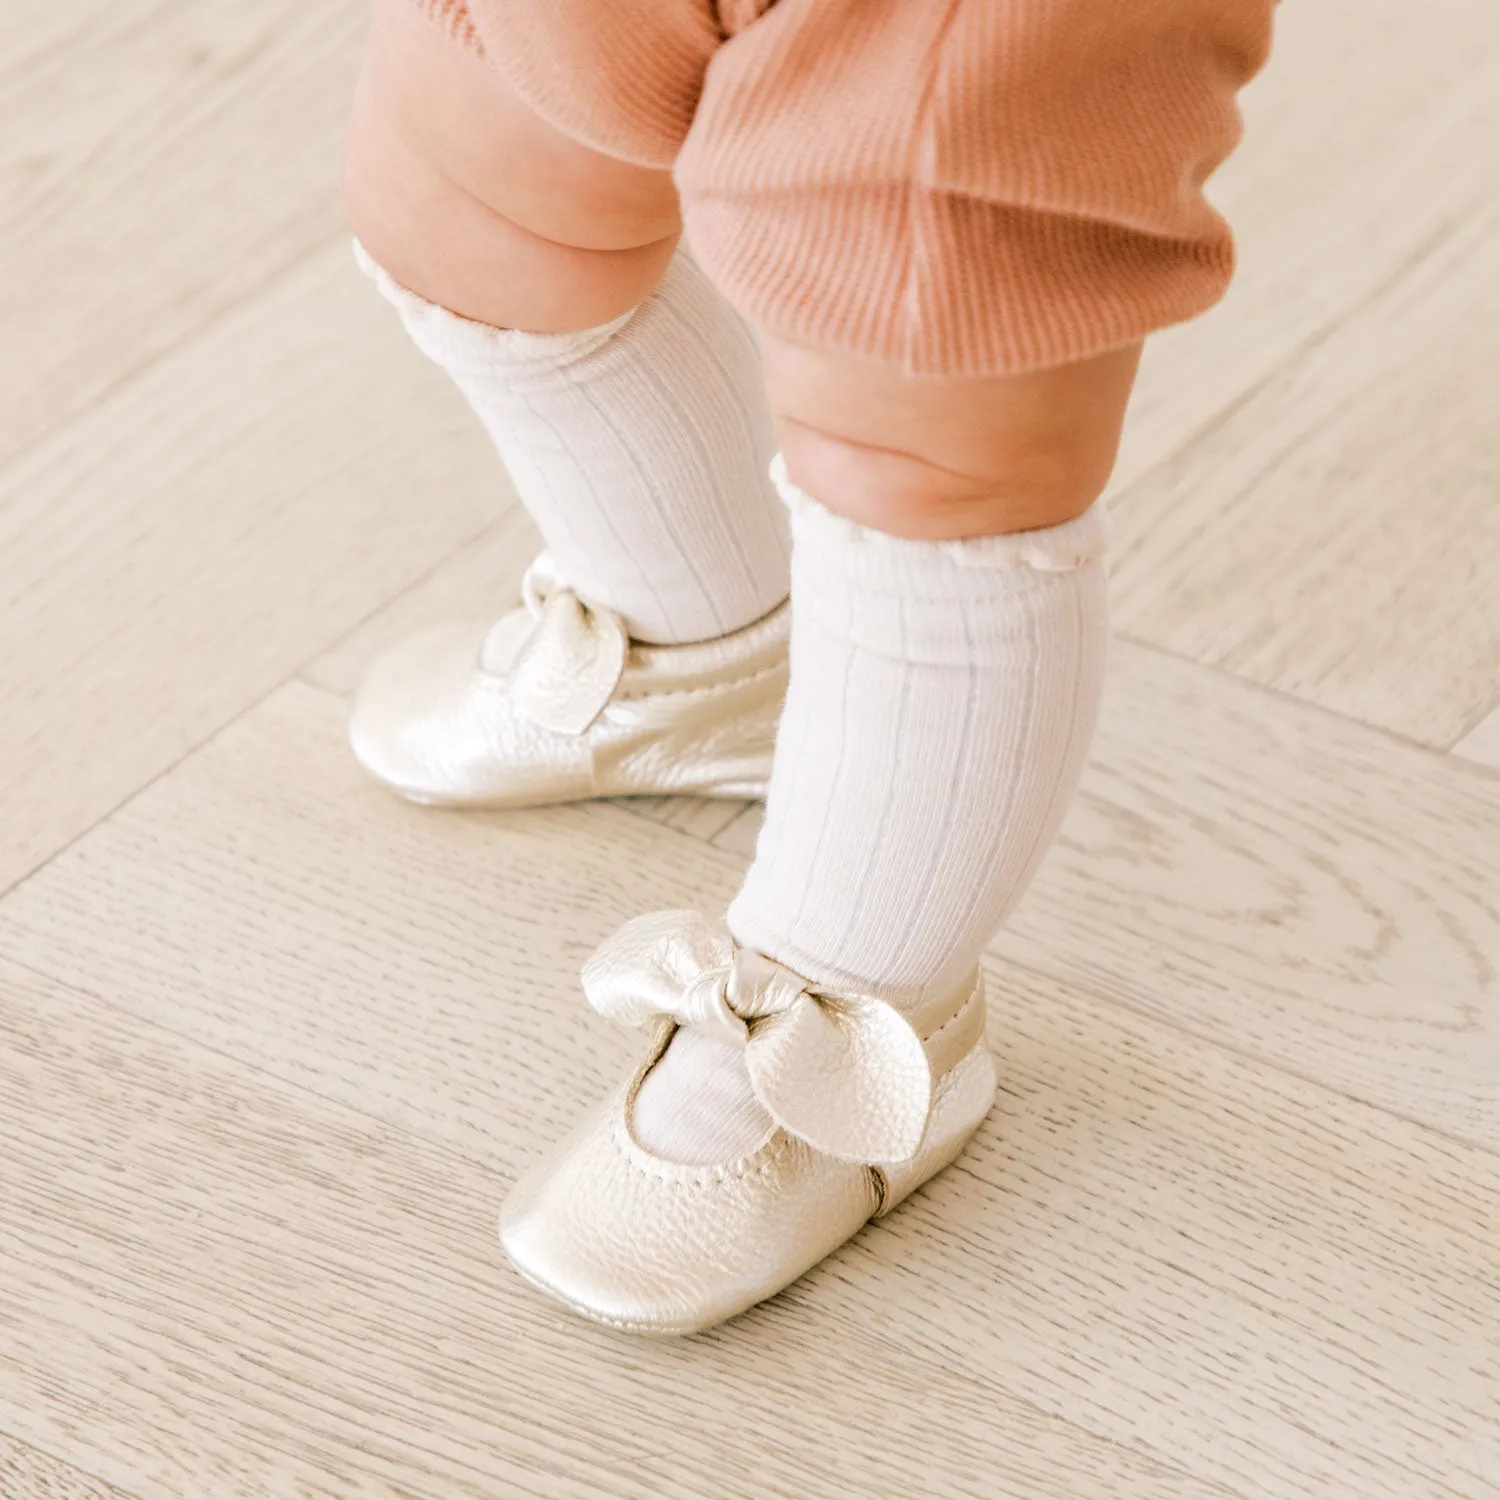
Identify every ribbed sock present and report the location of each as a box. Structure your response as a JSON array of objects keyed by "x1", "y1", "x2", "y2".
[
  {"x1": 632, "y1": 458, "x2": 1109, "y2": 1162},
  {"x1": 355, "y1": 242, "x2": 789, "y2": 645}
]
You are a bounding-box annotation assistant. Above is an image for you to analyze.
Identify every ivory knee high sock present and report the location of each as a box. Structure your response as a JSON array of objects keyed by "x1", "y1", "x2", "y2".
[
  {"x1": 355, "y1": 242, "x2": 789, "y2": 645},
  {"x1": 633, "y1": 458, "x2": 1109, "y2": 1163}
]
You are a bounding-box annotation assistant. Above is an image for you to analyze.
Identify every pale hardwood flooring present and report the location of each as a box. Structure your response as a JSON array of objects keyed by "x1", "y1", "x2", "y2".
[{"x1": 2, "y1": 2, "x2": 1497, "y2": 1497}]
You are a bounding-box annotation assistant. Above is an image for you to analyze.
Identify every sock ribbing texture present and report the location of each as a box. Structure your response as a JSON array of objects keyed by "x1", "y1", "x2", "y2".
[
  {"x1": 729, "y1": 457, "x2": 1109, "y2": 1010},
  {"x1": 355, "y1": 241, "x2": 789, "y2": 645},
  {"x1": 634, "y1": 459, "x2": 1108, "y2": 1163}
]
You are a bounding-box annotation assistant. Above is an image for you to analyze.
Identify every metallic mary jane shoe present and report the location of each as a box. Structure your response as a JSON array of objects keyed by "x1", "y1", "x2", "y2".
[
  {"x1": 500, "y1": 911, "x2": 997, "y2": 1335},
  {"x1": 348, "y1": 555, "x2": 788, "y2": 807}
]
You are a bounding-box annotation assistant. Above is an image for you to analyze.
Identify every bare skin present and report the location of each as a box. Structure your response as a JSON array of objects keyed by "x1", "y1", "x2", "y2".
[
  {"x1": 763, "y1": 338, "x2": 1140, "y2": 537},
  {"x1": 343, "y1": 0, "x2": 1139, "y2": 538},
  {"x1": 343, "y1": 0, "x2": 679, "y2": 332}
]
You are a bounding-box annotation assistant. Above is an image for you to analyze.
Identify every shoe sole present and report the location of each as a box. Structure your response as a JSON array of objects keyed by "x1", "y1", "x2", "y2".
[{"x1": 382, "y1": 778, "x2": 768, "y2": 810}]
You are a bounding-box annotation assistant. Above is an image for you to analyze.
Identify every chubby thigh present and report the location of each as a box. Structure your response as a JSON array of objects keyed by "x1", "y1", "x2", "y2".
[
  {"x1": 344, "y1": 0, "x2": 1255, "y2": 536},
  {"x1": 342, "y1": 0, "x2": 682, "y2": 332}
]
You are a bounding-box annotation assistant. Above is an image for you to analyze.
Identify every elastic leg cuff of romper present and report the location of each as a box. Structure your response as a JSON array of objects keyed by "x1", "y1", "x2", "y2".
[{"x1": 678, "y1": 190, "x2": 1235, "y2": 379}]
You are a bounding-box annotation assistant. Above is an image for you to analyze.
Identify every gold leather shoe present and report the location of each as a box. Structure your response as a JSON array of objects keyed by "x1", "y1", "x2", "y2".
[
  {"x1": 499, "y1": 911, "x2": 996, "y2": 1335},
  {"x1": 349, "y1": 555, "x2": 788, "y2": 806}
]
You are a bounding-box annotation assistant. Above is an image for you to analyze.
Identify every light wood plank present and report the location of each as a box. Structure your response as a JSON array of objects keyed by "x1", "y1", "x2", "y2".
[
  {"x1": 619, "y1": 794, "x2": 751, "y2": 842},
  {"x1": 0, "y1": 1435, "x2": 132, "y2": 1500},
  {"x1": 712, "y1": 802, "x2": 766, "y2": 859},
  {"x1": 12, "y1": 644, "x2": 1495, "y2": 1155},
  {"x1": 0, "y1": 683, "x2": 734, "y2": 1154},
  {"x1": 2, "y1": 680, "x2": 1496, "y2": 1496},
  {"x1": 1112, "y1": 0, "x2": 1500, "y2": 492},
  {"x1": 1110, "y1": 199, "x2": 1500, "y2": 744},
  {"x1": 998, "y1": 639, "x2": 1500, "y2": 1149},
  {"x1": 300, "y1": 511, "x2": 535, "y2": 699},
  {"x1": 0, "y1": 0, "x2": 367, "y2": 465},
  {"x1": 0, "y1": 241, "x2": 496, "y2": 893},
  {"x1": 0, "y1": 963, "x2": 1226, "y2": 1500},
  {"x1": 1453, "y1": 704, "x2": 1500, "y2": 772},
  {"x1": 5, "y1": 3, "x2": 1496, "y2": 1499},
  {"x1": 876, "y1": 963, "x2": 1500, "y2": 1500}
]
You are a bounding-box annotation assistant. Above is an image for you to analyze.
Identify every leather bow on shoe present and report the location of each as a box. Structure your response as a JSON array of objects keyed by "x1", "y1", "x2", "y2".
[
  {"x1": 483, "y1": 554, "x2": 629, "y2": 736},
  {"x1": 582, "y1": 910, "x2": 933, "y2": 1164}
]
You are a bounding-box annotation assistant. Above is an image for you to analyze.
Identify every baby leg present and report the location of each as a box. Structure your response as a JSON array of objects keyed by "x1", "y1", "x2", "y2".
[
  {"x1": 342, "y1": 0, "x2": 791, "y2": 805},
  {"x1": 343, "y1": 0, "x2": 788, "y2": 648}
]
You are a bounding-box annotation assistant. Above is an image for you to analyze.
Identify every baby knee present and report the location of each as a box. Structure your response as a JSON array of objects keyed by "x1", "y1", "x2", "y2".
[
  {"x1": 775, "y1": 422, "x2": 1101, "y2": 540},
  {"x1": 349, "y1": 0, "x2": 678, "y2": 247},
  {"x1": 765, "y1": 337, "x2": 1139, "y2": 540},
  {"x1": 343, "y1": 0, "x2": 680, "y2": 331}
]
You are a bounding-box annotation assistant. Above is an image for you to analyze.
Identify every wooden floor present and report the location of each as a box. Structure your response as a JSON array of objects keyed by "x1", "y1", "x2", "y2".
[{"x1": 3, "y1": 4, "x2": 1498, "y2": 1497}]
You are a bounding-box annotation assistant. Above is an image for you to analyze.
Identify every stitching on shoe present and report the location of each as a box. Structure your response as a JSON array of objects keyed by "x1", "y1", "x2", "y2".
[
  {"x1": 919, "y1": 975, "x2": 984, "y2": 1050},
  {"x1": 611, "y1": 1115, "x2": 796, "y2": 1187},
  {"x1": 610, "y1": 659, "x2": 787, "y2": 704}
]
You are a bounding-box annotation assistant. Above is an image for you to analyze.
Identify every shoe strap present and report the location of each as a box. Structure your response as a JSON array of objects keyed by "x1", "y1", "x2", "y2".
[{"x1": 498, "y1": 554, "x2": 628, "y2": 736}]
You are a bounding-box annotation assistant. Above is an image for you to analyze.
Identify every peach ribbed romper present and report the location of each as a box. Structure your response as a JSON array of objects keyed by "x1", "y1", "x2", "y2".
[{"x1": 411, "y1": 0, "x2": 1274, "y2": 376}]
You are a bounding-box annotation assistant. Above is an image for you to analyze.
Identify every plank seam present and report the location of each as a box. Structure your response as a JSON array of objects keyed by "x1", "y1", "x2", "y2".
[
  {"x1": 1114, "y1": 630, "x2": 1500, "y2": 771},
  {"x1": 1110, "y1": 214, "x2": 1462, "y2": 518},
  {"x1": 1450, "y1": 692, "x2": 1500, "y2": 753}
]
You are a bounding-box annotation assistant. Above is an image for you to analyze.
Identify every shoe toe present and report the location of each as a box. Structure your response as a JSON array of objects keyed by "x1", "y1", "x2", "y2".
[
  {"x1": 348, "y1": 623, "x2": 502, "y2": 802},
  {"x1": 499, "y1": 1087, "x2": 880, "y2": 1335}
]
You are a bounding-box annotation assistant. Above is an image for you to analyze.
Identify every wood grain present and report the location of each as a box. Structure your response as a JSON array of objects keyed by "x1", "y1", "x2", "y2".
[
  {"x1": 0, "y1": 242, "x2": 496, "y2": 894},
  {"x1": 1000, "y1": 639, "x2": 1500, "y2": 1150},
  {"x1": 610, "y1": 793, "x2": 753, "y2": 843},
  {"x1": 1111, "y1": 0, "x2": 1500, "y2": 493},
  {"x1": 0, "y1": 0, "x2": 368, "y2": 466},
  {"x1": 870, "y1": 959, "x2": 1500, "y2": 1500},
  {"x1": 8, "y1": 641, "x2": 1498, "y2": 1160},
  {"x1": 1110, "y1": 198, "x2": 1500, "y2": 745},
  {"x1": 5, "y1": 2, "x2": 1499, "y2": 1496},
  {"x1": 0, "y1": 1436, "x2": 131, "y2": 1500},
  {"x1": 0, "y1": 683, "x2": 737, "y2": 1157},
  {"x1": 301, "y1": 509, "x2": 535, "y2": 700},
  {"x1": 1, "y1": 679, "x2": 1495, "y2": 1497},
  {"x1": 0, "y1": 962, "x2": 1230, "y2": 1500},
  {"x1": 711, "y1": 801, "x2": 767, "y2": 859}
]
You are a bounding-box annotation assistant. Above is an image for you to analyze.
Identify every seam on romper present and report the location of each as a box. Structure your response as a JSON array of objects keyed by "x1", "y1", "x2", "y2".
[{"x1": 901, "y1": 0, "x2": 968, "y2": 375}]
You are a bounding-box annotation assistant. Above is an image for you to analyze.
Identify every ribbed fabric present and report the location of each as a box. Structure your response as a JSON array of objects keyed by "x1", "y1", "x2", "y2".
[
  {"x1": 633, "y1": 458, "x2": 1108, "y2": 1163},
  {"x1": 424, "y1": 0, "x2": 1273, "y2": 375},
  {"x1": 356, "y1": 242, "x2": 789, "y2": 645},
  {"x1": 631, "y1": 1027, "x2": 777, "y2": 1167},
  {"x1": 467, "y1": 0, "x2": 722, "y2": 166},
  {"x1": 731, "y1": 457, "x2": 1109, "y2": 1008}
]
